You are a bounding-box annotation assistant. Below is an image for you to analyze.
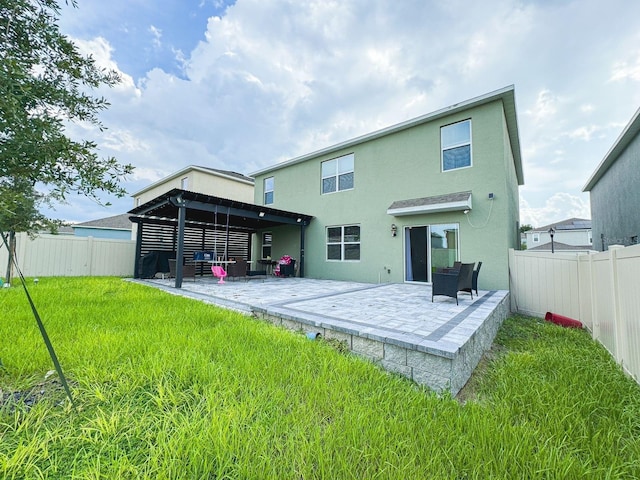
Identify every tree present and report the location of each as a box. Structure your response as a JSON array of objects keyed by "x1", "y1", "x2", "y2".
[
  {"x1": 520, "y1": 224, "x2": 533, "y2": 233},
  {"x1": 0, "y1": 0, "x2": 133, "y2": 280}
]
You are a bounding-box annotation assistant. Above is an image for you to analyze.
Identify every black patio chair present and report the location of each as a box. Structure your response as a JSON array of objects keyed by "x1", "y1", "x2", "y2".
[
  {"x1": 279, "y1": 259, "x2": 296, "y2": 277},
  {"x1": 431, "y1": 262, "x2": 475, "y2": 305},
  {"x1": 168, "y1": 258, "x2": 196, "y2": 281},
  {"x1": 472, "y1": 261, "x2": 482, "y2": 295},
  {"x1": 227, "y1": 258, "x2": 248, "y2": 281}
]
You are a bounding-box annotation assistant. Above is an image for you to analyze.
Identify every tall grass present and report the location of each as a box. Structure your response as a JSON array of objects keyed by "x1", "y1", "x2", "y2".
[{"x1": 1, "y1": 277, "x2": 639, "y2": 478}]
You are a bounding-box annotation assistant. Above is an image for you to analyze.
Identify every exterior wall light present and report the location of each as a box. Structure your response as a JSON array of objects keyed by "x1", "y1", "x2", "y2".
[{"x1": 391, "y1": 224, "x2": 398, "y2": 237}]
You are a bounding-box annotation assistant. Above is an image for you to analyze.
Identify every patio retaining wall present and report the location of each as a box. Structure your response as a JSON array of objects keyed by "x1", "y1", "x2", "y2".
[{"x1": 254, "y1": 293, "x2": 510, "y2": 396}]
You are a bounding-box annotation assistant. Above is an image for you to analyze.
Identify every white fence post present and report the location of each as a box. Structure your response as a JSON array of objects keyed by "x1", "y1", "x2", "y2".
[
  {"x1": 588, "y1": 253, "x2": 599, "y2": 339},
  {"x1": 609, "y1": 246, "x2": 624, "y2": 365},
  {"x1": 87, "y1": 236, "x2": 95, "y2": 276},
  {"x1": 508, "y1": 248, "x2": 517, "y2": 312}
]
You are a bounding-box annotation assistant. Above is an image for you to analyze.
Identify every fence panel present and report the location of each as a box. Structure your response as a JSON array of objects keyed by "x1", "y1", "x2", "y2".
[
  {"x1": 509, "y1": 250, "x2": 581, "y2": 319},
  {"x1": 590, "y1": 251, "x2": 617, "y2": 358},
  {"x1": 577, "y1": 255, "x2": 593, "y2": 332},
  {"x1": 614, "y1": 246, "x2": 640, "y2": 380},
  {"x1": 0, "y1": 233, "x2": 135, "y2": 278}
]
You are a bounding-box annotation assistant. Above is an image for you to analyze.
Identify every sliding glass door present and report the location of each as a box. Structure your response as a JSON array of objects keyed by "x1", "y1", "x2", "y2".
[{"x1": 404, "y1": 223, "x2": 459, "y2": 283}]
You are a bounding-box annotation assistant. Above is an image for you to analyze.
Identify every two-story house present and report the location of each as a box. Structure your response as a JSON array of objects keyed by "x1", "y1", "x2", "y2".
[
  {"x1": 250, "y1": 86, "x2": 524, "y2": 290},
  {"x1": 526, "y1": 218, "x2": 593, "y2": 253}
]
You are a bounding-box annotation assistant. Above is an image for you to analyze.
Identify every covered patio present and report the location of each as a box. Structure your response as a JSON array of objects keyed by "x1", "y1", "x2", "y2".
[
  {"x1": 133, "y1": 276, "x2": 510, "y2": 396},
  {"x1": 128, "y1": 189, "x2": 313, "y2": 287}
]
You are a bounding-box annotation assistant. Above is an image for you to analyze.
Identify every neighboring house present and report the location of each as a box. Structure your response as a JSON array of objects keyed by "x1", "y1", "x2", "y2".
[
  {"x1": 583, "y1": 107, "x2": 640, "y2": 250},
  {"x1": 250, "y1": 86, "x2": 524, "y2": 290},
  {"x1": 526, "y1": 218, "x2": 593, "y2": 253},
  {"x1": 130, "y1": 165, "x2": 255, "y2": 243},
  {"x1": 72, "y1": 213, "x2": 133, "y2": 240},
  {"x1": 131, "y1": 165, "x2": 255, "y2": 207}
]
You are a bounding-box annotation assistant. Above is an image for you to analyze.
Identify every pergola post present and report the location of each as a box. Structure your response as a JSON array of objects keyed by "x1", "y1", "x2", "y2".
[
  {"x1": 133, "y1": 223, "x2": 143, "y2": 278},
  {"x1": 174, "y1": 197, "x2": 187, "y2": 288}
]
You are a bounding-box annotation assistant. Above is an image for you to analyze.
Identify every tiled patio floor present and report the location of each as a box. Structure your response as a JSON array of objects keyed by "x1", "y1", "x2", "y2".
[{"x1": 133, "y1": 276, "x2": 509, "y2": 395}]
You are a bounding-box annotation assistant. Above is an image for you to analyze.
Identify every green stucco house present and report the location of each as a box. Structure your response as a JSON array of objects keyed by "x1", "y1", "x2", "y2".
[{"x1": 250, "y1": 86, "x2": 524, "y2": 290}]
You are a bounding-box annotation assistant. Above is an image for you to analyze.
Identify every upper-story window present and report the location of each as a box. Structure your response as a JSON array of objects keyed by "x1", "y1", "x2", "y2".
[
  {"x1": 533, "y1": 233, "x2": 540, "y2": 243},
  {"x1": 441, "y1": 119, "x2": 472, "y2": 171},
  {"x1": 322, "y1": 153, "x2": 354, "y2": 194},
  {"x1": 181, "y1": 176, "x2": 189, "y2": 189},
  {"x1": 264, "y1": 177, "x2": 274, "y2": 205}
]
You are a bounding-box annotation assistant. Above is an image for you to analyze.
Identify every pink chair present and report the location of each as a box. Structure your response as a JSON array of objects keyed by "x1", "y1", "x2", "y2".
[{"x1": 211, "y1": 265, "x2": 227, "y2": 284}]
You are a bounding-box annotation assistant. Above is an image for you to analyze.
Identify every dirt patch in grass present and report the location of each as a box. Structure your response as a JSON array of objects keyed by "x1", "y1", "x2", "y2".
[{"x1": 1, "y1": 371, "x2": 71, "y2": 412}]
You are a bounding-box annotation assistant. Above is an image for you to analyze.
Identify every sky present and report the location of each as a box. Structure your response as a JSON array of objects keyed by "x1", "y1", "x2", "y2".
[{"x1": 51, "y1": 0, "x2": 640, "y2": 227}]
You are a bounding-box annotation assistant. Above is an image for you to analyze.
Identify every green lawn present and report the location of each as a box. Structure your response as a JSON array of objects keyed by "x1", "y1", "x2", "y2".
[{"x1": 1, "y1": 277, "x2": 639, "y2": 479}]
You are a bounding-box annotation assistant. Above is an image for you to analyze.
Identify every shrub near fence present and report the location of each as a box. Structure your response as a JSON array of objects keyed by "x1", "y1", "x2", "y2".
[
  {"x1": 0, "y1": 233, "x2": 135, "y2": 278},
  {"x1": 509, "y1": 244, "x2": 640, "y2": 385}
]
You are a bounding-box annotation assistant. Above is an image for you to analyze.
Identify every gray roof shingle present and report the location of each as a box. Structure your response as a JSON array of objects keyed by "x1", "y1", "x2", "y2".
[{"x1": 74, "y1": 213, "x2": 132, "y2": 230}]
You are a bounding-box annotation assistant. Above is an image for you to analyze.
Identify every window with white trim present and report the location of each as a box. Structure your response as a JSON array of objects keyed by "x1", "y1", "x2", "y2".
[
  {"x1": 441, "y1": 119, "x2": 472, "y2": 171},
  {"x1": 327, "y1": 225, "x2": 360, "y2": 261},
  {"x1": 322, "y1": 153, "x2": 354, "y2": 194},
  {"x1": 533, "y1": 233, "x2": 540, "y2": 243},
  {"x1": 262, "y1": 232, "x2": 272, "y2": 259},
  {"x1": 264, "y1": 177, "x2": 274, "y2": 205}
]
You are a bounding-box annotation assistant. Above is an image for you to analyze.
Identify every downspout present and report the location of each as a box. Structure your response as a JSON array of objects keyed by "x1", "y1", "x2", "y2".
[{"x1": 299, "y1": 223, "x2": 306, "y2": 278}]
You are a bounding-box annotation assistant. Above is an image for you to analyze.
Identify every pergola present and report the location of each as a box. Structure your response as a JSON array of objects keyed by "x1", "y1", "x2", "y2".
[{"x1": 128, "y1": 188, "x2": 313, "y2": 288}]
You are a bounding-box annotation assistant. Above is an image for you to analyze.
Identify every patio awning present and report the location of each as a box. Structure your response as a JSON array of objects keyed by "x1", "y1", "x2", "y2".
[{"x1": 387, "y1": 191, "x2": 472, "y2": 216}]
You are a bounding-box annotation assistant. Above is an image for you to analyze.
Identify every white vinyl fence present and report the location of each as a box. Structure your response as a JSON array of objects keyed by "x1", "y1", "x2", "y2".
[
  {"x1": 509, "y1": 245, "x2": 640, "y2": 384},
  {"x1": 0, "y1": 233, "x2": 136, "y2": 278}
]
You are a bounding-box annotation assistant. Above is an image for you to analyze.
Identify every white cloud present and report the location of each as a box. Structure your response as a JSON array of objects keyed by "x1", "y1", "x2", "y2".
[
  {"x1": 525, "y1": 89, "x2": 559, "y2": 124},
  {"x1": 131, "y1": 167, "x2": 166, "y2": 184},
  {"x1": 520, "y1": 193, "x2": 591, "y2": 228},
  {"x1": 610, "y1": 46, "x2": 640, "y2": 82},
  {"x1": 566, "y1": 125, "x2": 600, "y2": 142},
  {"x1": 48, "y1": 0, "x2": 640, "y2": 223},
  {"x1": 149, "y1": 25, "x2": 163, "y2": 49},
  {"x1": 102, "y1": 129, "x2": 150, "y2": 153},
  {"x1": 72, "y1": 37, "x2": 140, "y2": 96}
]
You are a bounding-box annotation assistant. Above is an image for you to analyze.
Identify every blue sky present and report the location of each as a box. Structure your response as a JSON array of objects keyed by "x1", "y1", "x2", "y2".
[
  {"x1": 52, "y1": 0, "x2": 640, "y2": 227},
  {"x1": 60, "y1": 0, "x2": 234, "y2": 79}
]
